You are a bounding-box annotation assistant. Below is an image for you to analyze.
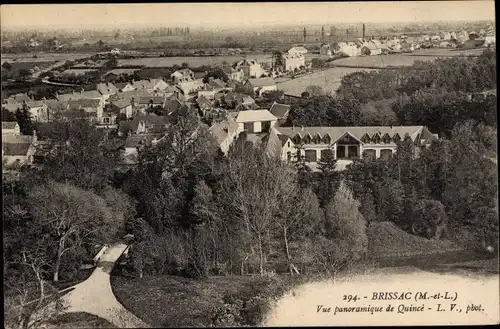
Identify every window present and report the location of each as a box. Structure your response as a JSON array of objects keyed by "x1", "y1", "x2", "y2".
[
  {"x1": 348, "y1": 145, "x2": 358, "y2": 158},
  {"x1": 336, "y1": 146, "x2": 346, "y2": 159},
  {"x1": 305, "y1": 149, "x2": 317, "y2": 162},
  {"x1": 382, "y1": 133, "x2": 391, "y2": 144},
  {"x1": 363, "y1": 149, "x2": 376, "y2": 159},
  {"x1": 320, "y1": 149, "x2": 333, "y2": 161},
  {"x1": 302, "y1": 135, "x2": 311, "y2": 144},
  {"x1": 262, "y1": 121, "x2": 271, "y2": 133},
  {"x1": 287, "y1": 151, "x2": 292, "y2": 162},
  {"x1": 380, "y1": 149, "x2": 393, "y2": 160},
  {"x1": 103, "y1": 117, "x2": 110, "y2": 124},
  {"x1": 287, "y1": 141, "x2": 290, "y2": 147},
  {"x1": 323, "y1": 134, "x2": 331, "y2": 144},
  {"x1": 243, "y1": 122, "x2": 253, "y2": 132}
]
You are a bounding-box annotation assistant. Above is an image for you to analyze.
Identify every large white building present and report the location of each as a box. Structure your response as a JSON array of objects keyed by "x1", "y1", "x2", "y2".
[{"x1": 282, "y1": 52, "x2": 306, "y2": 72}]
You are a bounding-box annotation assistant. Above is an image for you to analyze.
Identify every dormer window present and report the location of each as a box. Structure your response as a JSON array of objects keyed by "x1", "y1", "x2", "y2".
[
  {"x1": 382, "y1": 133, "x2": 391, "y2": 144},
  {"x1": 302, "y1": 134, "x2": 311, "y2": 144},
  {"x1": 392, "y1": 133, "x2": 401, "y2": 143},
  {"x1": 361, "y1": 133, "x2": 371, "y2": 144},
  {"x1": 372, "y1": 133, "x2": 381, "y2": 144},
  {"x1": 313, "y1": 133, "x2": 322, "y2": 144},
  {"x1": 323, "y1": 134, "x2": 331, "y2": 144}
]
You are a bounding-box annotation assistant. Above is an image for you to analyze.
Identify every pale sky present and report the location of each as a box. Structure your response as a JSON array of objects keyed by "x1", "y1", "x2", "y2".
[{"x1": 1, "y1": 1, "x2": 495, "y2": 29}]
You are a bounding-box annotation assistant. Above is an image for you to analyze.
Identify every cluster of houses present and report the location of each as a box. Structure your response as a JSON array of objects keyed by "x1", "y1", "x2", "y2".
[{"x1": 319, "y1": 27, "x2": 495, "y2": 57}]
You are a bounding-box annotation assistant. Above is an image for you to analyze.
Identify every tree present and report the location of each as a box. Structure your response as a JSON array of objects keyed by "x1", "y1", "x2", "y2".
[
  {"x1": 3, "y1": 61, "x2": 12, "y2": 70},
  {"x1": 322, "y1": 180, "x2": 368, "y2": 269},
  {"x1": 26, "y1": 181, "x2": 124, "y2": 281},
  {"x1": 15, "y1": 105, "x2": 35, "y2": 135},
  {"x1": 203, "y1": 68, "x2": 229, "y2": 83},
  {"x1": 411, "y1": 199, "x2": 448, "y2": 239},
  {"x1": 305, "y1": 85, "x2": 325, "y2": 97},
  {"x1": 2, "y1": 107, "x2": 17, "y2": 121},
  {"x1": 41, "y1": 119, "x2": 122, "y2": 191},
  {"x1": 181, "y1": 62, "x2": 189, "y2": 68},
  {"x1": 18, "y1": 68, "x2": 32, "y2": 80}
]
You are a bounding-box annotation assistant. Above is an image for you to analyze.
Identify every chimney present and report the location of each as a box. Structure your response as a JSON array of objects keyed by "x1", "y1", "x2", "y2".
[
  {"x1": 32, "y1": 130, "x2": 37, "y2": 142},
  {"x1": 301, "y1": 126, "x2": 304, "y2": 131},
  {"x1": 292, "y1": 125, "x2": 295, "y2": 132},
  {"x1": 72, "y1": 90, "x2": 76, "y2": 96}
]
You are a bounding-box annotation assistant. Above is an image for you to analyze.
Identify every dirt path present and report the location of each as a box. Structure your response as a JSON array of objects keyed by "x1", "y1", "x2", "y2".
[{"x1": 39, "y1": 243, "x2": 149, "y2": 328}]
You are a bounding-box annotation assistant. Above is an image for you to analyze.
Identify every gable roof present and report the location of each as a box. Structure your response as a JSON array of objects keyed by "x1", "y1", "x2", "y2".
[
  {"x1": 276, "y1": 126, "x2": 429, "y2": 143},
  {"x1": 171, "y1": 69, "x2": 194, "y2": 78},
  {"x1": 209, "y1": 117, "x2": 239, "y2": 145},
  {"x1": 110, "y1": 98, "x2": 132, "y2": 109},
  {"x1": 67, "y1": 99, "x2": 103, "y2": 111},
  {"x1": 269, "y1": 102, "x2": 290, "y2": 119},
  {"x1": 236, "y1": 109, "x2": 277, "y2": 123}
]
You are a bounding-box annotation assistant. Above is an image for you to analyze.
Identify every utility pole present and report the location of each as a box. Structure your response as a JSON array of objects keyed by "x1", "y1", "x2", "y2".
[
  {"x1": 362, "y1": 23, "x2": 366, "y2": 39},
  {"x1": 303, "y1": 27, "x2": 307, "y2": 43},
  {"x1": 346, "y1": 29, "x2": 349, "y2": 43},
  {"x1": 321, "y1": 26, "x2": 325, "y2": 43}
]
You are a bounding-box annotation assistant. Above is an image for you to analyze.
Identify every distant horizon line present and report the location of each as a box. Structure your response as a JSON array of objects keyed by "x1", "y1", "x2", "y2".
[{"x1": 2, "y1": 19, "x2": 495, "y2": 31}]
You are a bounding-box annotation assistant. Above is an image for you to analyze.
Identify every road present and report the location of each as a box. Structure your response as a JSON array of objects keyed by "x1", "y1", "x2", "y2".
[{"x1": 35, "y1": 243, "x2": 148, "y2": 328}]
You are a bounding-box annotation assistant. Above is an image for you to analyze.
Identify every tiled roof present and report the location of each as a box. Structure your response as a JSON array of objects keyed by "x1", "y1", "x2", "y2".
[
  {"x1": 209, "y1": 117, "x2": 238, "y2": 145},
  {"x1": 110, "y1": 99, "x2": 132, "y2": 109},
  {"x1": 269, "y1": 102, "x2": 290, "y2": 119},
  {"x1": 68, "y1": 98, "x2": 102, "y2": 109},
  {"x1": 236, "y1": 110, "x2": 277, "y2": 123},
  {"x1": 276, "y1": 126, "x2": 428, "y2": 143}
]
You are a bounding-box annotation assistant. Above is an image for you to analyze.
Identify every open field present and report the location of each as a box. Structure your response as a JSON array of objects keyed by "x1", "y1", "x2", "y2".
[
  {"x1": 117, "y1": 54, "x2": 273, "y2": 67},
  {"x1": 332, "y1": 54, "x2": 437, "y2": 68},
  {"x1": 408, "y1": 47, "x2": 486, "y2": 57},
  {"x1": 331, "y1": 47, "x2": 487, "y2": 68},
  {"x1": 1, "y1": 52, "x2": 93, "y2": 64},
  {"x1": 277, "y1": 66, "x2": 376, "y2": 97}
]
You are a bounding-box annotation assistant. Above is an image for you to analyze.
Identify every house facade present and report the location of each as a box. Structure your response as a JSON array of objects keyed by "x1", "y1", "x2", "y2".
[
  {"x1": 208, "y1": 116, "x2": 239, "y2": 154},
  {"x1": 2, "y1": 134, "x2": 37, "y2": 167},
  {"x1": 282, "y1": 53, "x2": 305, "y2": 72},
  {"x1": 275, "y1": 126, "x2": 437, "y2": 170},
  {"x1": 222, "y1": 66, "x2": 245, "y2": 82},
  {"x1": 235, "y1": 59, "x2": 265, "y2": 78},
  {"x1": 171, "y1": 69, "x2": 195, "y2": 84},
  {"x1": 235, "y1": 110, "x2": 278, "y2": 134},
  {"x1": 68, "y1": 98, "x2": 105, "y2": 119}
]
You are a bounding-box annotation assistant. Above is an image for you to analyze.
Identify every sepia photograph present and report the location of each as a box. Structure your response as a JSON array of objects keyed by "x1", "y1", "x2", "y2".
[{"x1": 1, "y1": 1, "x2": 498, "y2": 328}]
